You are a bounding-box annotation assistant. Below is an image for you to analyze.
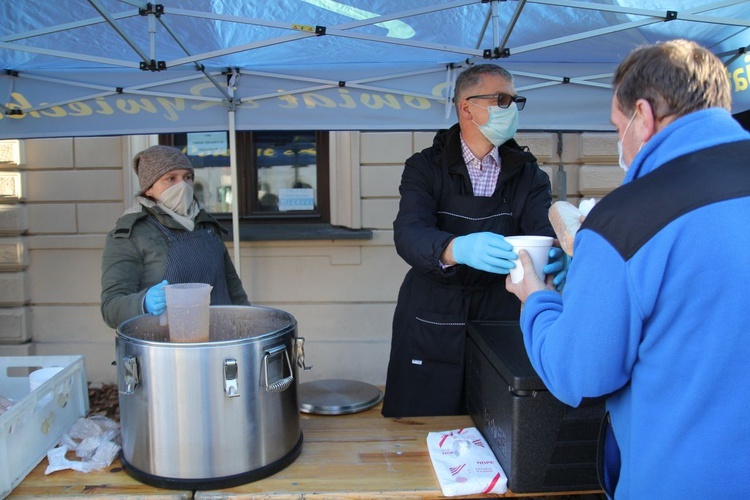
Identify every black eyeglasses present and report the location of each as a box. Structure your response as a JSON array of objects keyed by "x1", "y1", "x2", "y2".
[{"x1": 466, "y1": 93, "x2": 526, "y2": 111}]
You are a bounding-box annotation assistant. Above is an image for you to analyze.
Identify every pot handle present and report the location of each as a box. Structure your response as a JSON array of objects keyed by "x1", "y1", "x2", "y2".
[
  {"x1": 295, "y1": 336, "x2": 313, "y2": 371},
  {"x1": 118, "y1": 355, "x2": 139, "y2": 395},
  {"x1": 224, "y1": 358, "x2": 240, "y2": 398},
  {"x1": 263, "y1": 345, "x2": 294, "y2": 393}
]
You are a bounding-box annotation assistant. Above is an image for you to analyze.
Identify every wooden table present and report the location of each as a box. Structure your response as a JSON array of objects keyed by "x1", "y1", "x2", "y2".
[
  {"x1": 197, "y1": 403, "x2": 600, "y2": 499},
  {"x1": 10, "y1": 403, "x2": 601, "y2": 499},
  {"x1": 8, "y1": 458, "x2": 191, "y2": 499}
]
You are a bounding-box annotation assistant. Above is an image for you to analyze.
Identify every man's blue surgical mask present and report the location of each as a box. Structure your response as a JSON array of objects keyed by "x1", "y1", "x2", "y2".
[{"x1": 470, "y1": 101, "x2": 519, "y2": 147}]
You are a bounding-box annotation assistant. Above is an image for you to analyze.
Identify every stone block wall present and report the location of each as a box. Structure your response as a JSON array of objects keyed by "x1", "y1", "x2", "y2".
[
  {"x1": 0, "y1": 140, "x2": 30, "y2": 348},
  {"x1": 0, "y1": 130, "x2": 622, "y2": 387}
]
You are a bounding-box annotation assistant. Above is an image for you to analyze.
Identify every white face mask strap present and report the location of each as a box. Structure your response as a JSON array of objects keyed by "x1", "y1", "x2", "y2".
[
  {"x1": 468, "y1": 100, "x2": 490, "y2": 127},
  {"x1": 622, "y1": 111, "x2": 637, "y2": 140},
  {"x1": 468, "y1": 100, "x2": 489, "y2": 129},
  {"x1": 618, "y1": 112, "x2": 639, "y2": 172}
]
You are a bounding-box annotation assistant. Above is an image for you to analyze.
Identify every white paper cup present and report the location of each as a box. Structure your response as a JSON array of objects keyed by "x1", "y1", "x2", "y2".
[
  {"x1": 164, "y1": 283, "x2": 212, "y2": 342},
  {"x1": 506, "y1": 235, "x2": 554, "y2": 283}
]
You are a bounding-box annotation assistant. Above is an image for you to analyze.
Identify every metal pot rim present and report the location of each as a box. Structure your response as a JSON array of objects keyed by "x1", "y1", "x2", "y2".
[{"x1": 116, "y1": 305, "x2": 297, "y2": 346}]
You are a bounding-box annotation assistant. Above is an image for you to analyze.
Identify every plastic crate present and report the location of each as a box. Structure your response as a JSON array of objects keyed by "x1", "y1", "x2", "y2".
[{"x1": 0, "y1": 356, "x2": 89, "y2": 499}]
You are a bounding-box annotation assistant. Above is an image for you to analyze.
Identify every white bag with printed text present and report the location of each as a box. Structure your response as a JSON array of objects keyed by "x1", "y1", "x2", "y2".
[{"x1": 426, "y1": 426, "x2": 508, "y2": 496}]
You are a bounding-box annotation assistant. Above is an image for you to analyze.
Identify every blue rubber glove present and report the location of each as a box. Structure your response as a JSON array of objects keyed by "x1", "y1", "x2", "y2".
[
  {"x1": 451, "y1": 232, "x2": 517, "y2": 274},
  {"x1": 144, "y1": 280, "x2": 168, "y2": 316},
  {"x1": 543, "y1": 247, "x2": 570, "y2": 291}
]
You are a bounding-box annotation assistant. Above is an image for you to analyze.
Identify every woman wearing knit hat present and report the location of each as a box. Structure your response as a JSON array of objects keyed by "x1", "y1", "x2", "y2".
[{"x1": 100, "y1": 145, "x2": 249, "y2": 329}]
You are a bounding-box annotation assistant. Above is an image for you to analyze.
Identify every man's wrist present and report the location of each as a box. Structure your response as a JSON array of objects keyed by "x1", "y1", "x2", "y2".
[{"x1": 441, "y1": 238, "x2": 458, "y2": 266}]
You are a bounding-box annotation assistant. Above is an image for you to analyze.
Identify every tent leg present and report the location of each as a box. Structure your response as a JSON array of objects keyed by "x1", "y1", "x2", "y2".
[
  {"x1": 556, "y1": 131, "x2": 567, "y2": 201},
  {"x1": 229, "y1": 109, "x2": 241, "y2": 276}
]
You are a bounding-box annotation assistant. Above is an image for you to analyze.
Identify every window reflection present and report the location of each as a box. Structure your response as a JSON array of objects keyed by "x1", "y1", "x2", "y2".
[
  {"x1": 255, "y1": 132, "x2": 317, "y2": 213},
  {"x1": 173, "y1": 131, "x2": 232, "y2": 213},
  {"x1": 163, "y1": 130, "x2": 325, "y2": 219}
]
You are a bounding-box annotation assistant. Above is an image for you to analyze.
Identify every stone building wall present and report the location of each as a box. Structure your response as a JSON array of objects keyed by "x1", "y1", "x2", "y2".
[{"x1": 0, "y1": 131, "x2": 621, "y2": 386}]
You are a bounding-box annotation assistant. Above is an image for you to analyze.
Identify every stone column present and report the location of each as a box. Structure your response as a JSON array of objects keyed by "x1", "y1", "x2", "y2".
[{"x1": 0, "y1": 140, "x2": 32, "y2": 355}]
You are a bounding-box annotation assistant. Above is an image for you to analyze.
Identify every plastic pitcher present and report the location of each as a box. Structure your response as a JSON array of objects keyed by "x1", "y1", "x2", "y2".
[{"x1": 163, "y1": 283, "x2": 212, "y2": 342}]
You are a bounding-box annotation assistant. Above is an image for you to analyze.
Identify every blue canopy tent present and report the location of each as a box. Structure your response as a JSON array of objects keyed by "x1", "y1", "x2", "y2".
[
  {"x1": 2, "y1": 0, "x2": 749, "y2": 264},
  {"x1": 3, "y1": 0, "x2": 750, "y2": 136}
]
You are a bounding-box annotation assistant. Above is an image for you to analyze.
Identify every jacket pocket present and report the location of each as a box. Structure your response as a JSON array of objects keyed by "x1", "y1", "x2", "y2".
[
  {"x1": 596, "y1": 411, "x2": 620, "y2": 500},
  {"x1": 410, "y1": 310, "x2": 466, "y2": 366}
]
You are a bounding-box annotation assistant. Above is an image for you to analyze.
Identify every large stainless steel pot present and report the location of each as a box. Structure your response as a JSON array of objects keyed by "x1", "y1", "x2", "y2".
[{"x1": 116, "y1": 306, "x2": 308, "y2": 490}]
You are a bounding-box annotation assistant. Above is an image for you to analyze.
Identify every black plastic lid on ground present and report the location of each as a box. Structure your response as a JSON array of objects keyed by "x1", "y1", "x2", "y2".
[{"x1": 298, "y1": 379, "x2": 383, "y2": 415}]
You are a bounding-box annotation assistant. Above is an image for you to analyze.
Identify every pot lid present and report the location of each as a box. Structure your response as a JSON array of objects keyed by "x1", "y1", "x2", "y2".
[{"x1": 299, "y1": 379, "x2": 383, "y2": 415}]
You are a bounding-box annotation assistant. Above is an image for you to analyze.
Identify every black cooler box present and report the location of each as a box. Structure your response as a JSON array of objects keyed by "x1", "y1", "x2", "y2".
[{"x1": 465, "y1": 320, "x2": 604, "y2": 493}]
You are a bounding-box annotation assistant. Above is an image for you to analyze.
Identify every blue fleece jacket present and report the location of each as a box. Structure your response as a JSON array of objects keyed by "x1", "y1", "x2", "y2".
[{"x1": 521, "y1": 108, "x2": 750, "y2": 499}]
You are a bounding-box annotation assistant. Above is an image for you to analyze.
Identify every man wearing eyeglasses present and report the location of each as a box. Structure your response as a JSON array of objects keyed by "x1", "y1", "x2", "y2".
[{"x1": 382, "y1": 64, "x2": 566, "y2": 417}]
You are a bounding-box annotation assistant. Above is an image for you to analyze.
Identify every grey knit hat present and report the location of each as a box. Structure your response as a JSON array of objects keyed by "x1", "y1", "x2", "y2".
[{"x1": 133, "y1": 145, "x2": 194, "y2": 195}]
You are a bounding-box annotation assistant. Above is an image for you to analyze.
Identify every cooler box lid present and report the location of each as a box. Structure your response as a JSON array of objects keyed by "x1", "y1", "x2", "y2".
[{"x1": 467, "y1": 320, "x2": 547, "y2": 392}]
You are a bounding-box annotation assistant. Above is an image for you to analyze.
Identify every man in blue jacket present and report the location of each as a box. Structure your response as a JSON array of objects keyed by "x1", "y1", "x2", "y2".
[{"x1": 506, "y1": 39, "x2": 750, "y2": 498}]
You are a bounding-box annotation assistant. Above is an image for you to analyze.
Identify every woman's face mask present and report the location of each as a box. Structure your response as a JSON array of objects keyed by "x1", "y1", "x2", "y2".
[
  {"x1": 157, "y1": 181, "x2": 195, "y2": 216},
  {"x1": 470, "y1": 101, "x2": 519, "y2": 147}
]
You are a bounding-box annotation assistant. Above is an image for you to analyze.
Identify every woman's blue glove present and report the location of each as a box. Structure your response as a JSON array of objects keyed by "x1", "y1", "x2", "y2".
[
  {"x1": 452, "y1": 232, "x2": 517, "y2": 274},
  {"x1": 144, "y1": 280, "x2": 168, "y2": 316},
  {"x1": 543, "y1": 247, "x2": 570, "y2": 291}
]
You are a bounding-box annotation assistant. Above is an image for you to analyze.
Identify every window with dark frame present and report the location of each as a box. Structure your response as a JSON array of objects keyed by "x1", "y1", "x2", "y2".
[{"x1": 159, "y1": 131, "x2": 330, "y2": 224}]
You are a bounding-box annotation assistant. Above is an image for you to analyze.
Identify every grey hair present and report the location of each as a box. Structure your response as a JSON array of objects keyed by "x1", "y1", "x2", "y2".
[{"x1": 454, "y1": 64, "x2": 514, "y2": 113}]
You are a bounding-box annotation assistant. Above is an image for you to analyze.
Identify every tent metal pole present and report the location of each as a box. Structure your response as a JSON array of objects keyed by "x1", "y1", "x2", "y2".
[
  {"x1": 491, "y1": 0, "x2": 500, "y2": 48},
  {"x1": 168, "y1": 33, "x2": 313, "y2": 67},
  {"x1": 156, "y1": 17, "x2": 233, "y2": 101},
  {"x1": 87, "y1": 0, "x2": 151, "y2": 64},
  {"x1": 444, "y1": 65, "x2": 454, "y2": 121},
  {"x1": 0, "y1": 42, "x2": 138, "y2": 67},
  {"x1": 498, "y1": 0, "x2": 526, "y2": 51},
  {"x1": 475, "y1": 9, "x2": 492, "y2": 50},
  {"x1": 225, "y1": 69, "x2": 241, "y2": 277},
  {"x1": 556, "y1": 131, "x2": 567, "y2": 202},
  {"x1": 9, "y1": 72, "x2": 225, "y2": 115},
  {"x1": 0, "y1": 10, "x2": 135, "y2": 42},
  {"x1": 148, "y1": 7, "x2": 156, "y2": 61},
  {"x1": 228, "y1": 107, "x2": 241, "y2": 276}
]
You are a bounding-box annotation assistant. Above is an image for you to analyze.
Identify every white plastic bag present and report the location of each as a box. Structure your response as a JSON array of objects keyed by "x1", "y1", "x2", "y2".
[
  {"x1": 426, "y1": 427, "x2": 508, "y2": 496},
  {"x1": 45, "y1": 415, "x2": 121, "y2": 474}
]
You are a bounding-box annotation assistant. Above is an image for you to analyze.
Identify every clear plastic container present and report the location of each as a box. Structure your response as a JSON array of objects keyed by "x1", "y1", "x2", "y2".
[{"x1": 164, "y1": 283, "x2": 212, "y2": 343}]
